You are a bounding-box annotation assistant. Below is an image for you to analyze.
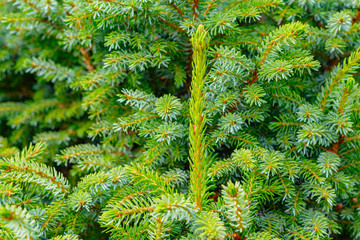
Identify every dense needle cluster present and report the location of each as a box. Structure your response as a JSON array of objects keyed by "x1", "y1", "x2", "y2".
[{"x1": 1, "y1": 0, "x2": 360, "y2": 239}]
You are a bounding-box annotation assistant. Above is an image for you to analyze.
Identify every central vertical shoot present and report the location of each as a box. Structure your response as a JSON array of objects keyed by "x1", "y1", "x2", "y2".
[{"x1": 189, "y1": 25, "x2": 210, "y2": 210}]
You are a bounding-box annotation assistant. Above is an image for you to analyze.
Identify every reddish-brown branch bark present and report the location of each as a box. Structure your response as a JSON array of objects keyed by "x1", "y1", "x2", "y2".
[
  {"x1": 192, "y1": 0, "x2": 199, "y2": 20},
  {"x1": 80, "y1": 47, "x2": 95, "y2": 73},
  {"x1": 158, "y1": 17, "x2": 186, "y2": 33},
  {"x1": 203, "y1": 1, "x2": 214, "y2": 16},
  {"x1": 353, "y1": 7, "x2": 360, "y2": 25},
  {"x1": 169, "y1": 2, "x2": 186, "y2": 19}
]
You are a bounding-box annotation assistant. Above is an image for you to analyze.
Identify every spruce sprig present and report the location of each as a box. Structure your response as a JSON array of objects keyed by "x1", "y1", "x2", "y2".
[{"x1": 188, "y1": 25, "x2": 211, "y2": 210}]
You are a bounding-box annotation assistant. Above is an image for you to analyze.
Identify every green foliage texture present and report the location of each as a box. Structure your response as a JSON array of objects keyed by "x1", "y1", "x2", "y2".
[{"x1": 2, "y1": 0, "x2": 360, "y2": 239}]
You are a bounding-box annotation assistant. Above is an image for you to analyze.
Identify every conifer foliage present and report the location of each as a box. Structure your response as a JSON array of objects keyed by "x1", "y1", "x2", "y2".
[{"x1": 2, "y1": 0, "x2": 360, "y2": 239}]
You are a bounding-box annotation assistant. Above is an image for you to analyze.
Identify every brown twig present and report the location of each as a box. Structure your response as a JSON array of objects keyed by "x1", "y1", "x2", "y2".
[
  {"x1": 328, "y1": 135, "x2": 345, "y2": 155},
  {"x1": 158, "y1": 17, "x2": 186, "y2": 33},
  {"x1": 192, "y1": 0, "x2": 199, "y2": 20},
  {"x1": 80, "y1": 47, "x2": 95, "y2": 73},
  {"x1": 353, "y1": 7, "x2": 360, "y2": 25},
  {"x1": 203, "y1": 0, "x2": 215, "y2": 16},
  {"x1": 169, "y1": 2, "x2": 186, "y2": 19}
]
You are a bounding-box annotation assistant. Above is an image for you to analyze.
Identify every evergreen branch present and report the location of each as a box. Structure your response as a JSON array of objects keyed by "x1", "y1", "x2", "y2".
[
  {"x1": 141, "y1": 140, "x2": 168, "y2": 166},
  {"x1": 115, "y1": 114, "x2": 159, "y2": 133},
  {"x1": 41, "y1": 200, "x2": 67, "y2": 231},
  {"x1": 26, "y1": 58, "x2": 75, "y2": 82},
  {"x1": 208, "y1": 158, "x2": 236, "y2": 178},
  {"x1": 203, "y1": 0, "x2": 215, "y2": 15},
  {"x1": 18, "y1": 142, "x2": 47, "y2": 162},
  {"x1": 74, "y1": 167, "x2": 129, "y2": 196},
  {"x1": 221, "y1": 181, "x2": 251, "y2": 232},
  {"x1": 0, "y1": 147, "x2": 70, "y2": 196},
  {"x1": 152, "y1": 193, "x2": 196, "y2": 224},
  {"x1": 0, "y1": 204, "x2": 37, "y2": 240},
  {"x1": 0, "y1": 102, "x2": 25, "y2": 118},
  {"x1": 2, "y1": 0, "x2": 360, "y2": 238},
  {"x1": 157, "y1": 17, "x2": 185, "y2": 33},
  {"x1": 100, "y1": 189, "x2": 153, "y2": 227},
  {"x1": 55, "y1": 144, "x2": 111, "y2": 165},
  {"x1": 0, "y1": 183, "x2": 20, "y2": 205},
  {"x1": 258, "y1": 22, "x2": 307, "y2": 66},
  {"x1": 191, "y1": 0, "x2": 199, "y2": 20},
  {"x1": 33, "y1": 131, "x2": 71, "y2": 146},
  {"x1": 168, "y1": 1, "x2": 186, "y2": 19},
  {"x1": 318, "y1": 49, "x2": 360, "y2": 110},
  {"x1": 191, "y1": 211, "x2": 226, "y2": 239},
  {"x1": 50, "y1": 234, "x2": 80, "y2": 240},
  {"x1": 82, "y1": 85, "x2": 115, "y2": 110},
  {"x1": 189, "y1": 25, "x2": 211, "y2": 210},
  {"x1": 129, "y1": 165, "x2": 173, "y2": 194},
  {"x1": 80, "y1": 47, "x2": 95, "y2": 72}
]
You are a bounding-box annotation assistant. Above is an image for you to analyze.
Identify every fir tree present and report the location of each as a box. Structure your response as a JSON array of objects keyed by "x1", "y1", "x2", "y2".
[{"x1": 2, "y1": 0, "x2": 360, "y2": 239}]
